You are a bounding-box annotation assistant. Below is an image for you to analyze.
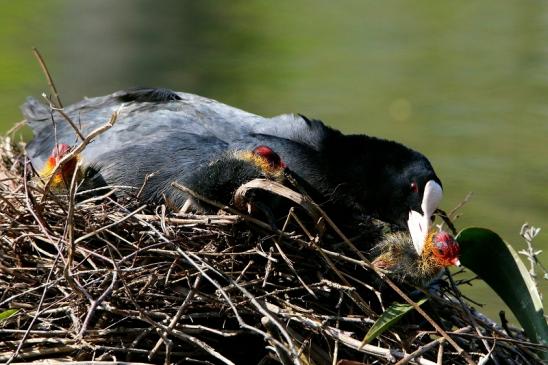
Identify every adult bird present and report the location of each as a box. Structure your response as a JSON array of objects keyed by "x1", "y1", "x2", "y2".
[{"x1": 24, "y1": 87, "x2": 443, "y2": 250}]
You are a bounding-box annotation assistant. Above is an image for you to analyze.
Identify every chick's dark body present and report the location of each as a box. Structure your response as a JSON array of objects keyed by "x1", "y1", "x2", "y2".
[{"x1": 24, "y1": 88, "x2": 441, "y2": 228}]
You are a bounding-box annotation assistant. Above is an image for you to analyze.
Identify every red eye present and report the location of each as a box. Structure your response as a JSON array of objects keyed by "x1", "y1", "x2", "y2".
[{"x1": 410, "y1": 181, "x2": 418, "y2": 193}]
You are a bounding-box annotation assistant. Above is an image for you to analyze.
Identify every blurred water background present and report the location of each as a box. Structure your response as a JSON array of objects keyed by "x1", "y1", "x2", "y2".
[{"x1": 1, "y1": 0, "x2": 546, "y2": 321}]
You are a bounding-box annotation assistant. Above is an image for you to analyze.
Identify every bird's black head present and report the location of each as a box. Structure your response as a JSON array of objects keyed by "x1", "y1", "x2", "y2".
[
  {"x1": 335, "y1": 136, "x2": 443, "y2": 230},
  {"x1": 379, "y1": 153, "x2": 442, "y2": 228}
]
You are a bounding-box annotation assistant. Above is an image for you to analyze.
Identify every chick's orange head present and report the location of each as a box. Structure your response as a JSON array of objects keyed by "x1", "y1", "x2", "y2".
[
  {"x1": 252, "y1": 145, "x2": 287, "y2": 171},
  {"x1": 40, "y1": 143, "x2": 78, "y2": 186},
  {"x1": 431, "y1": 231, "x2": 460, "y2": 267}
]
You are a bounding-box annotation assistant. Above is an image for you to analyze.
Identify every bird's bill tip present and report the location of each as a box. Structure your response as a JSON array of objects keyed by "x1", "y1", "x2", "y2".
[
  {"x1": 372, "y1": 257, "x2": 391, "y2": 271},
  {"x1": 421, "y1": 180, "x2": 443, "y2": 219},
  {"x1": 451, "y1": 258, "x2": 461, "y2": 267},
  {"x1": 407, "y1": 210, "x2": 428, "y2": 255}
]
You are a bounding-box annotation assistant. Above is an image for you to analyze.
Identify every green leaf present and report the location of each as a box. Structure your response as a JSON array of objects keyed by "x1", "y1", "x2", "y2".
[
  {"x1": 360, "y1": 298, "x2": 427, "y2": 347},
  {"x1": 0, "y1": 308, "x2": 19, "y2": 321},
  {"x1": 457, "y1": 227, "x2": 548, "y2": 351}
]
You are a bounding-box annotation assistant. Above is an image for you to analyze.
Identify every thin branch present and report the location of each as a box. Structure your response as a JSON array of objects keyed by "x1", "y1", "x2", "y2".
[{"x1": 32, "y1": 47, "x2": 63, "y2": 108}]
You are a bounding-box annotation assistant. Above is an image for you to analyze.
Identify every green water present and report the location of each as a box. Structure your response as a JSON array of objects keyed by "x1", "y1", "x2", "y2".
[{"x1": 1, "y1": 0, "x2": 546, "y2": 321}]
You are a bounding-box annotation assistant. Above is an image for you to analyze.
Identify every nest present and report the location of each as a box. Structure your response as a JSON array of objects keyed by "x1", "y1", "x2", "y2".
[{"x1": 0, "y1": 136, "x2": 544, "y2": 365}]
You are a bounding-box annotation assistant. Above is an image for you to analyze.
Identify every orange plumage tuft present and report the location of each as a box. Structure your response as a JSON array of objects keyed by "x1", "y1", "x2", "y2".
[{"x1": 235, "y1": 146, "x2": 286, "y2": 181}]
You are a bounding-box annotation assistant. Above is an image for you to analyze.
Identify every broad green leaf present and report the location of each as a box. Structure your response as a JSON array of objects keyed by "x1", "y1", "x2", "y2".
[
  {"x1": 457, "y1": 227, "x2": 548, "y2": 352},
  {"x1": 360, "y1": 298, "x2": 427, "y2": 347},
  {"x1": 0, "y1": 308, "x2": 19, "y2": 321}
]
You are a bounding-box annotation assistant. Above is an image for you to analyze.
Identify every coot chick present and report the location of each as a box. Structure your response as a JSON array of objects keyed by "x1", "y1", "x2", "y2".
[{"x1": 372, "y1": 229, "x2": 460, "y2": 285}]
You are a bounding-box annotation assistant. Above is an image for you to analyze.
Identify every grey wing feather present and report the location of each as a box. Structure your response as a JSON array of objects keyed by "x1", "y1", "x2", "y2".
[
  {"x1": 23, "y1": 89, "x2": 324, "y2": 171},
  {"x1": 251, "y1": 114, "x2": 330, "y2": 151}
]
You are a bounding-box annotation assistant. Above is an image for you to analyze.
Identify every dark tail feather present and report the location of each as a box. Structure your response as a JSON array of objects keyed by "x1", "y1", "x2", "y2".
[{"x1": 117, "y1": 87, "x2": 182, "y2": 103}]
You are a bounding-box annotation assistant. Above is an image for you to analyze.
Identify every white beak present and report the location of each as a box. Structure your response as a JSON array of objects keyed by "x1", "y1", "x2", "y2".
[{"x1": 407, "y1": 180, "x2": 443, "y2": 255}]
